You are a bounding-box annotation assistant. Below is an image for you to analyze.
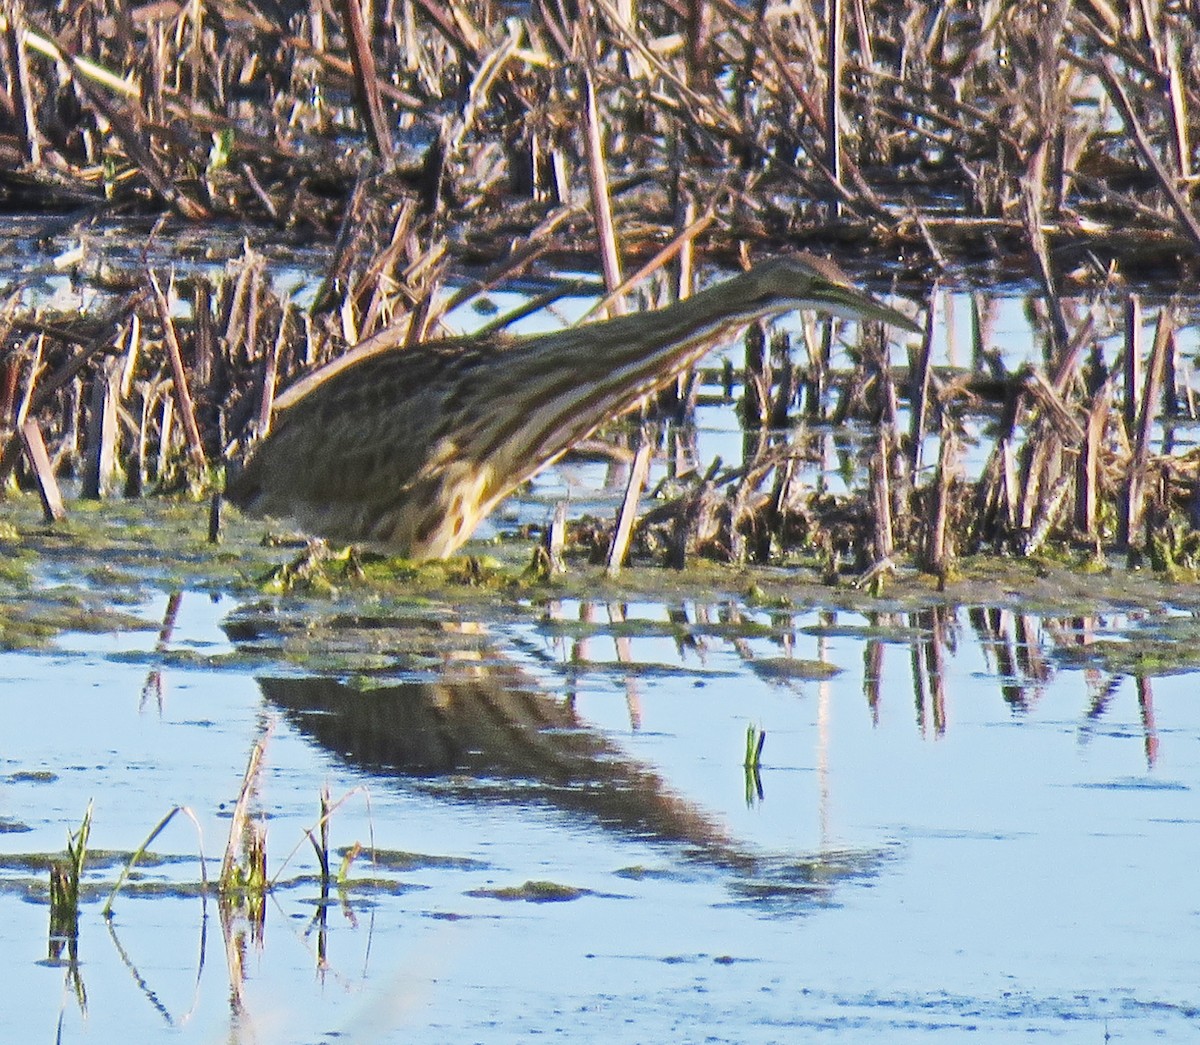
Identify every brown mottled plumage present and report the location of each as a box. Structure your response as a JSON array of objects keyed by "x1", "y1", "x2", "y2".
[{"x1": 226, "y1": 254, "x2": 919, "y2": 559}]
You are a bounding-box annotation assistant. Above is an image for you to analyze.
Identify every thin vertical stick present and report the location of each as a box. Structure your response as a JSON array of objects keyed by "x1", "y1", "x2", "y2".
[
  {"x1": 870, "y1": 426, "x2": 894, "y2": 562},
  {"x1": 51, "y1": 377, "x2": 82, "y2": 477},
  {"x1": 925, "y1": 418, "x2": 959, "y2": 575},
  {"x1": 1075, "y1": 383, "x2": 1110, "y2": 539},
  {"x1": 157, "y1": 394, "x2": 174, "y2": 481},
  {"x1": 335, "y1": 0, "x2": 394, "y2": 163},
  {"x1": 1000, "y1": 433, "x2": 1018, "y2": 532},
  {"x1": 0, "y1": 351, "x2": 20, "y2": 425},
  {"x1": 20, "y1": 420, "x2": 66, "y2": 522},
  {"x1": 908, "y1": 281, "x2": 938, "y2": 471},
  {"x1": 150, "y1": 271, "x2": 208, "y2": 476},
  {"x1": 824, "y1": 0, "x2": 843, "y2": 219},
  {"x1": 208, "y1": 490, "x2": 222, "y2": 544},
  {"x1": 1123, "y1": 295, "x2": 1141, "y2": 436},
  {"x1": 769, "y1": 332, "x2": 794, "y2": 428},
  {"x1": 256, "y1": 308, "x2": 290, "y2": 437},
  {"x1": 606, "y1": 437, "x2": 652, "y2": 576},
  {"x1": 6, "y1": 11, "x2": 40, "y2": 165},
  {"x1": 742, "y1": 325, "x2": 770, "y2": 429},
  {"x1": 132, "y1": 383, "x2": 153, "y2": 495},
  {"x1": 1162, "y1": 323, "x2": 1179, "y2": 421},
  {"x1": 1122, "y1": 306, "x2": 1173, "y2": 548},
  {"x1": 804, "y1": 317, "x2": 833, "y2": 420},
  {"x1": 118, "y1": 314, "x2": 141, "y2": 399},
  {"x1": 12, "y1": 334, "x2": 43, "y2": 431},
  {"x1": 81, "y1": 359, "x2": 120, "y2": 499},
  {"x1": 192, "y1": 279, "x2": 215, "y2": 391},
  {"x1": 1164, "y1": 39, "x2": 1191, "y2": 183},
  {"x1": 577, "y1": 5, "x2": 623, "y2": 308}
]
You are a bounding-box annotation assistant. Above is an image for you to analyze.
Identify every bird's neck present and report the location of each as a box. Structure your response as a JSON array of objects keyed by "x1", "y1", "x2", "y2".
[
  {"x1": 470, "y1": 274, "x2": 770, "y2": 478},
  {"x1": 580, "y1": 273, "x2": 776, "y2": 374}
]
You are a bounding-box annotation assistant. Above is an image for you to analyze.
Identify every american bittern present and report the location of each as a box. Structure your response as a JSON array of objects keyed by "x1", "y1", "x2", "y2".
[{"x1": 227, "y1": 254, "x2": 919, "y2": 559}]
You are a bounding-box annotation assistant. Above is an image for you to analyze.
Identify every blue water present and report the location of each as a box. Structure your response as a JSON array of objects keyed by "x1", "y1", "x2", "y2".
[{"x1": 1, "y1": 583, "x2": 1198, "y2": 1043}]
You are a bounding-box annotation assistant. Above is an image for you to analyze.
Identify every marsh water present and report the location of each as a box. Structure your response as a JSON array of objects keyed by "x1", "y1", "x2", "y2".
[
  {"x1": 3, "y1": 539, "x2": 1200, "y2": 1044},
  {"x1": 3, "y1": 231, "x2": 1200, "y2": 1042},
  {"x1": 2, "y1": 502, "x2": 1200, "y2": 1044}
]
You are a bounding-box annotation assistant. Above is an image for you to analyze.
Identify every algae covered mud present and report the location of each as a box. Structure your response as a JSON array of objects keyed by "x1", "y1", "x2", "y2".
[{"x1": 0, "y1": 495, "x2": 1198, "y2": 1043}]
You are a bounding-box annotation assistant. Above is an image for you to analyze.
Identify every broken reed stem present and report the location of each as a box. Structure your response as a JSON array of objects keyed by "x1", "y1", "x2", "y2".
[
  {"x1": 255, "y1": 308, "x2": 290, "y2": 437},
  {"x1": 908, "y1": 282, "x2": 938, "y2": 472},
  {"x1": 824, "y1": 0, "x2": 843, "y2": 220},
  {"x1": 924, "y1": 418, "x2": 959, "y2": 575},
  {"x1": 0, "y1": 352, "x2": 19, "y2": 425},
  {"x1": 579, "y1": 47, "x2": 623, "y2": 310},
  {"x1": 1024, "y1": 471, "x2": 1073, "y2": 557},
  {"x1": 1121, "y1": 305, "x2": 1174, "y2": 549},
  {"x1": 314, "y1": 785, "x2": 332, "y2": 889},
  {"x1": 805, "y1": 320, "x2": 834, "y2": 419},
  {"x1": 130, "y1": 385, "x2": 152, "y2": 495},
  {"x1": 870, "y1": 426, "x2": 895, "y2": 562},
  {"x1": 606, "y1": 437, "x2": 652, "y2": 576},
  {"x1": 335, "y1": 0, "x2": 394, "y2": 164},
  {"x1": 6, "y1": 10, "x2": 40, "y2": 165},
  {"x1": 1123, "y1": 295, "x2": 1142, "y2": 436},
  {"x1": 157, "y1": 394, "x2": 174, "y2": 481},
  {"x1": 13, "y1": 333, "x2": 42, "y2": 431},
  {"x1": 19, "y1": 419, "x2": 65, "y2": 522},
  {"x1": 1074, "y1": 382, "x2": 1111, "y2": 539},
  {"x1": 769, "y1": 332, "x2": 794, "y2": 427},
  {"x1": 208, "y1": 489, "x2": 223, "y2": 544},
  {"x1": 150, "y1": 272, "x2": 208, "y2": 477},
  {"x1": 81, "y1": 358, "x2": 120, "y2": 499},
  {"x1": 742, "y1": 325, "x2": 770, "y2": 429}
]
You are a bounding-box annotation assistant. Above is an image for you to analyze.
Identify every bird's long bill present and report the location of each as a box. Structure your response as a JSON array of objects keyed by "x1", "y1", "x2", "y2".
[{"x1": 804, "y1": 283, "x2": 923, "y2": 334}]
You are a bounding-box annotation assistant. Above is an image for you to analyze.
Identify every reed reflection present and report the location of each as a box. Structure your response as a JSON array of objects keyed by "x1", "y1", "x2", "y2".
[
  {"x1": 531, "y1": 599, "x2": 1169, "y2": 767},
  {"x1": 231, "y1": 593, "x2": 1178, "y2": 876}
]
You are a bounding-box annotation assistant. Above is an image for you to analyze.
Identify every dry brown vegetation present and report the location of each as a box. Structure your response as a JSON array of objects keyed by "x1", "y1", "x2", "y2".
[
  {"x1": 1, "y1": 0, "x2": 1200, "y2": 577},
  {"x1": 2, "y1": 0, "x2": 1199, "y2": 265}
]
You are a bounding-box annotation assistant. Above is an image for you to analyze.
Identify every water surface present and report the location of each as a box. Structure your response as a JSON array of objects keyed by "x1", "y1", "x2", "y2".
[{"x1": 1, "y1": 569, "x2": 1197, "y2": 1043}]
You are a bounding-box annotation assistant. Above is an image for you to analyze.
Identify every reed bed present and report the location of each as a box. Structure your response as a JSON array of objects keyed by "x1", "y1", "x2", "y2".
[
  {"x1": 0, "y1": 0, "x2": 1195, "y2": 263},
  {"x1": 1, "y1": 0, "x2": 1199, "y2": 578}
]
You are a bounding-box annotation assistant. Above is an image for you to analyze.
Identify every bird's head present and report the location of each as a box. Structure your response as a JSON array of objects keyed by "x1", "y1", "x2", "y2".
[{"x1": 736, "y1": 253, "x2": 921, "y2": 333}]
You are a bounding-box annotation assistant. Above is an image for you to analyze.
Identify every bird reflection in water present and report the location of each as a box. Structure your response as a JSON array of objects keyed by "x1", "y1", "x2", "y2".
[
  {"x1": 242, "y1": 616, "x2": 885, "y2": 901},
  {"x1": 259, "y1": 657, "x2": 736, "y2": 862}
]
